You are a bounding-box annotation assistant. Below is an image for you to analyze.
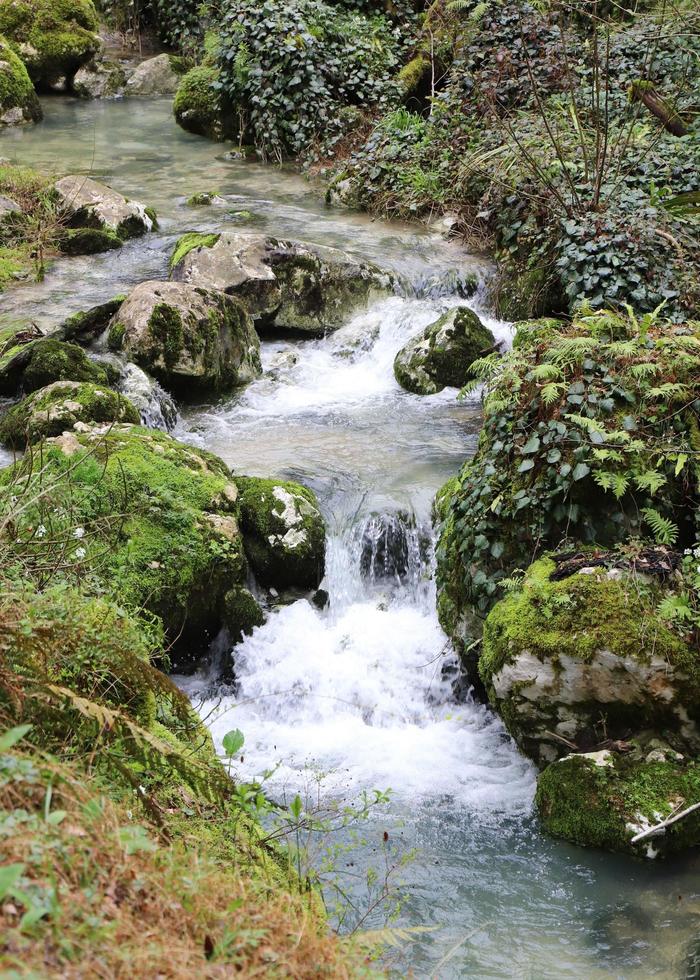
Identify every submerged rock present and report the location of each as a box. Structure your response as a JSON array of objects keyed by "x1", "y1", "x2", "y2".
[
  {"x1": 0, "y1": 380, "x2": 138, "y2": 446},
  {"x1": 0, "y1": 0, "x2": 100, "y2": 90},
  {"x1": 394, "y1": 306, "x2": 495, "y2": 395},
  {"x1": 109, "y1": 280, "x2": 262, "y2": 395},
  {"x1": 236, "y1": 476, "x2": 326, "y2": 589},
  {"x1": 480, "y1": 557, "x2": 699, "y2": 765},
  {"x1": 536, "y1": 746, "x2": 700, "y2": 857},
  {"x1": 54, "y1": 175, "x2": 156, "y2": 240},
  {"x1": 0, "y1": 35, "x2": 42, "y2": 126},
  {"x1": 359, "y1": 511, "x2": 428, "y2": 583},
  {"x1": 125, "y1": 53, "x2": 182, "y2": 97},
  {"x1": 170, "y1": 230, "x2": 392, "y2": 336},
  {"x1": 57, "y1": 226, "x2": 123, "y2": 255},
  {"x1": 0, "y1": 336, "x2": 108, "y2": 396}
]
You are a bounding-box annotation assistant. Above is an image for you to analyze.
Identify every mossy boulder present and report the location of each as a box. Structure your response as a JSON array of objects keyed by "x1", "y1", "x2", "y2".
[
  {"x1": 0, "y1": 380, "x2": 139, "y2": 447},
  {"x1": 0, "y1": 0, "x2": 100, "y2": 90},
  {"x1": 27, "y1": 425, "x2": 252, "y2": 667},
  {"x1": 0, "y1": 34, "x2": 42, "y2": 126},
  {"x1": 109, "y1": 280, "x2": 262, "y2": 395},
  {"x1": 536, "y1": 747, "x2": 700, "y2": 857},
  {"x1": 173, "y1": 65, "x2": 232, "y2": 141},
  {"x1": 236, "y1": 476, "x2": 326, "y2": 589},
  {"x1": 72, "y1": 58, "x2": 126, "y2": 98},
  {"x1": 435, "y1": 312, "x2": 700, "y2": 672},
  {"x1": 480, "y1": 556, "x2": 700, "y2": 765},
  {"x1": 393, "y1": 306, "x2": 495, "y2": 395},
  {"x1": 54, "y1": 175, "x2": 156, "y2": 240},
  {"x1": 170, "y1": 231, "x2": 393, "y2": 336},
  {"x1": 0, "y1": 336, "x2": 108, "y2": 396},
  {"x1": 57, "y1": 226, "x2": 123, "y2": 256},
  {"x1": 60, "y1": 295, "x2": 126, "y2": 344}
]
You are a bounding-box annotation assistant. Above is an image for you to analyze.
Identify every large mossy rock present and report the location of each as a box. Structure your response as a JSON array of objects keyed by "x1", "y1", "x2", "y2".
[
  {"x1": 28, "y1": 425, "x2": 259, "y2": 667},
  {"x1": 0, "y1": 336, "x2": 108, "y2": 396},
  {"x1": 435, "y1": 311, "x2": 700, "y2": 674},
  {"x1": 236, "y1": 476, "x2": 326, "y2": 589},
  {"x1": 170, "y1": 231, "x2": 393, "y2": 336},
  {"x1": 126, "y1": 53, "x2": 182, "y2": 96},
  {"x1": 536, "y1": 747, "x2": 700, "y2": 858},
  {"x1": 109, "y1": 280, "x2": 262, "y2": 395},
  {"x1": 393, "y1": 306, "x2": 495, "y2": 395},
  {"x1": 0, "y1": 0, "x2": 100, "y2": 90},
  {"x1": 173, "y1": 65, "x2": 231, "y2": 140},
  {"x1": 480, "y1": 556, "x2": 699, "y2": 765},
  {"x1": 54, "y1": 175, "x2": 156, "y2": 240},
  {"x1": 0, "y1": 34, "x2": 42, "y2": 126},
  {"x1": 72, "y1": 58, "x2": 126, "y2": 98},
  {"x1": 0, "y1": 380, "x2": 139, "y2": 447}
]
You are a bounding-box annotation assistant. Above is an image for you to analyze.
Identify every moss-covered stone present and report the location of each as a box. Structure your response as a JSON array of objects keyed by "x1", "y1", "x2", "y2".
[
  {"x1": 480, "y1": 557, "x2": 699, "y2": 764},
  {"x1": 0, "y1": 0, "x2": 100, "y2": 89},
  {"x1": 112, "y1": 280, "x2": 261, "y2": 395},
  {"x1": 54, "y1": 175, "x2": 156, "y2": 241},
  {"x1": 0, "y1": 337, "x2": 108, "y2": 396},
  {"x1": 0, "y1": 380, "x2": 139, "y2": 447},
  {"x1": 173, "y1": 65, "x2": 232, "y2": 141},
  {"x1": 0, "y1": 34, "x2": 42, "y2": 125},
  {"x1": 536, "y1": 748, "x2": 700, "y2": 857},
  {"x1": 61, "y1": 295, "x2": 126, "y2": 344},
  {"x1": 169, "y1": 231, "x2": 220, "y2": 270},
  {"x1": 13, "y1": 424, "x2": 248, "y2": 667},
  {"x1": 394, "y1": 306, "x2": 495, "y2": 395},
  {"x1": 236, "y1": 476, "x2": 326, "y2": 589},
  {"x1": 57, "y1": 226, "x2": 123, "y2": 255}
]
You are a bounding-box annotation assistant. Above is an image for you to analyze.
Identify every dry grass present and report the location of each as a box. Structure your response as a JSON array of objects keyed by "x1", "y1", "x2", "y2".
[{"x1": 0, "y1": 743, "x2": 378, "y2": 978}]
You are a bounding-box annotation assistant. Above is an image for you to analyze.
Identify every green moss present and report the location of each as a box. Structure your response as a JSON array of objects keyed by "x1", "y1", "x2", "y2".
[
  {"x1": 187, "y1": 191, "x2": 217, "y2": 206},
  {"x1": 148, "y1": 302, "x2": 184, "y2": 370},
  {"x1": 223, "y1": 585, "x2": 265, "y2": 644},
  {"x1": 173, "y1": 65, "x2": 228, "y2": 141},
  {"x1": 536, "y1": 751, "x2": 700, "y2": 856},
  {"x1": 57, "y1": 226, "x2": 123, "y2": 255},
  {"x1": 20, "y1": 338, "x2": 108, "y2": 393},
  {"x1": 169, "y1": 231, "x2": 220, "y2": 270},
  {"x1": 0, "y1": 0, "x2": 100, "y2": 87},
  {"x1": 107, "y1": 321, "x2": 125, "y2": 351},
  {"x1": 0, "y1": 380, "x2": 139, "y2": 447},
  {"x1": 61, "y1": 295, "x2": 126, "y2": 343},
  {"x1": 397, "y1": 55, "x2": 430, "y2": 95},
  {"x1": 0, "y1": 34, "x2": 41, "y2": 123},
  {"x1": 236, "y1": 476, "x2": 326, "y2": 589}
]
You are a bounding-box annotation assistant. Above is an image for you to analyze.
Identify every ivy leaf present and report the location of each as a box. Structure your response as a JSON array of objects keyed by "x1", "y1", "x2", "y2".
[
  {"x1": 521, "y1": 435, "x2": 540, "y2": 454},
  {"x1": 518, "y1": 459, "x2": 535, "y2": 472},
  {"x1": 572, "y1": 463, "x2": 590, "y2": 481}
]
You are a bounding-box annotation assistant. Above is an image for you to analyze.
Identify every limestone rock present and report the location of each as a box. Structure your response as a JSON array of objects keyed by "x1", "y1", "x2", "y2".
[
  {"x1": 54, "y1": 175, "x2": 155, "y2": 240},
  {"x1": 394, "y1": 306, "x2": 495, "y2": 395},
  {"x1": 108, "y1": 280, "x2": 262, "y2": 395},
  {"x1": 170, "y1": 231, "x2": 393, "y2": 336},
  {"x1": 125, "y1": 54, "x2": 181, "y2": 96},
  {"x1": 236, "y1": 476, "x2": 326, "y2": 589},
  {"x1": 73, "y1": 59, "x2": 126, "y2": 99}
]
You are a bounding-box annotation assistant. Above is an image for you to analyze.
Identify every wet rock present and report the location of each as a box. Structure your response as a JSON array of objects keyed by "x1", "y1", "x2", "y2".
[
  {"x1": 0, "y1": 336, "x2": 108, "y2": 396},
  {"x1": 536, "y1": 746, "x2": 700, "y2": 857},
  {"x1": 125, "y1": 53, "x2": 182, "y2": 97},
  {"x1": 0, "y1": 36, "x2": 42, "y2": 126},
  {"x1": 0, "y1": 380, "x2": 139, "y2": 447},
  {"x1": 57, "y1": 226, "x2": 123, "y2": 256},
  {"x1": 0, "y1": 0, "x2": 101, "y2": 90},
  {"x1": 480, "y1": 558, "x2": 700, "y2": 766},
  {"x1": 394, "y1": 306, "x2": 496, "y2": 395},
  {"x1": 60, "y1": 296, "x2": 127, "y2": 345},
  {"x1": 359, "y1": 511, "x2": 427, "y2": 583},
  {"x1": 73, "y1": 59, "x2": 127, "y2": 99},
  {"x1": 108, "y1": 280, "x2": 261, "y2": 395},
  {"x1": 236, "y1": 476, "x2": 326, "y2": 589},
  {"x1": 173, "y1": 65, "x2": 233, "y2": 141},
  {"x1": 54, "y1": 175, "x2": 156, "y2": 240},
  {"x1": 170, "y1": 230, "x2": 393, "y2": 336}
]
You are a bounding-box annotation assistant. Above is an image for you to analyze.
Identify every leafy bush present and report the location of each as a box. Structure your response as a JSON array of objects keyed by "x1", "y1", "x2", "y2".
[{"x1": 215, "y1": 0, "x2": 403, "y2": 159}]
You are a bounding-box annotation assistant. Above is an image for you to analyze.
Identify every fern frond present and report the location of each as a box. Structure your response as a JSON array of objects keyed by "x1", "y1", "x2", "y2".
[{"x1": 641, "y1": 507, "x2": 678, "y2": 545}]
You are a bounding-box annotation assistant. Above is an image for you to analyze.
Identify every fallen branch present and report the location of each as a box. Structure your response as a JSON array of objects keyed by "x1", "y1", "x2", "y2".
[{"x1": 630, "y1": 801, "x2": 700, "y2": 844}]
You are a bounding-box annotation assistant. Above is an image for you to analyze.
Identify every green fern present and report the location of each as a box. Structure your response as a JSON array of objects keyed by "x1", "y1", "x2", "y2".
[{"x1": 641, "y1": 507, "x2": 678, "y2": 545}]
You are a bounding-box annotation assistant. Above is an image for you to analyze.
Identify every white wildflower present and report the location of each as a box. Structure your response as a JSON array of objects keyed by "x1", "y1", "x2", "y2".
[
  {"x1": 75, "y1": 547, "x2": 86, "y2": 560},
  {"x1": 36, "y1": 525, "x2": 47, "y2": 538},
  {"x1": 73, "y1": 527, "x2": 85, "y2": 539}
]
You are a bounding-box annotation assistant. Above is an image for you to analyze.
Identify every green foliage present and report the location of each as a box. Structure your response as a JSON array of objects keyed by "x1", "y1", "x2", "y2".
[
  {"x1": 435, "y1": 309, "x2": 700, "y2": 633},
  {"x1": 215, "y1": 0, "x2": 403, "y2": 159}
]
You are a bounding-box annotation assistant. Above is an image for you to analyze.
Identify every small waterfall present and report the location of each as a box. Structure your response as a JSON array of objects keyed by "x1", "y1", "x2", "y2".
[{"x1": 119, "y1": 363, "x2": 178, "y2": 431}]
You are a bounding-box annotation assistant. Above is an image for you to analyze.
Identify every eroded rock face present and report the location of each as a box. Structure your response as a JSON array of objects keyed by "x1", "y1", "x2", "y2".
[
  {"x1": 54, "y1": 175, "x2": 155, "y2": 240},
  {"x1": 108, "y1": 280, "x2": 262, "y2": 395},
  {"x1": 480, "y1": 558, "x2": 699, "y2": 765},
  {"x1": 236, "y1": 476, "x2": 326, "y2": 589},
  {"x1": 535, "y1": 745, "x2": 700, "y2": 858},
  {"x1": 0, "y1": 380, "x2": 138, "y2": 446},
  {"x1": 394, "y1": 306, "x2": 495, "y2": 395},
  {"x1": 125, "y1": 54, "x2": 181, "y2": 96},
  {"x1": 170, "y1": 231, "x2": 393, "y2": 335}
]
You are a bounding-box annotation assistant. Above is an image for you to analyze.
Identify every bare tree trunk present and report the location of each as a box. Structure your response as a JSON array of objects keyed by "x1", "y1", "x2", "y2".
[{"x1": 629, "y1": 81, "x2": 689, "y2": 137}]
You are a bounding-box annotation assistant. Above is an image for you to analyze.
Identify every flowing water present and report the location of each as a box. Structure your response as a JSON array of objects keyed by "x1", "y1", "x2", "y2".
[{"x1": 4, "y1": 97, "x2": 700, "y2": 979}]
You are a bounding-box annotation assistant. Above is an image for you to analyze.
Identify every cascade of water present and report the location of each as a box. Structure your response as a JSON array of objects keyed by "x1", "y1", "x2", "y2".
[{"x1": 118, "y1": 362, "x2": 178, "y2": 431}]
